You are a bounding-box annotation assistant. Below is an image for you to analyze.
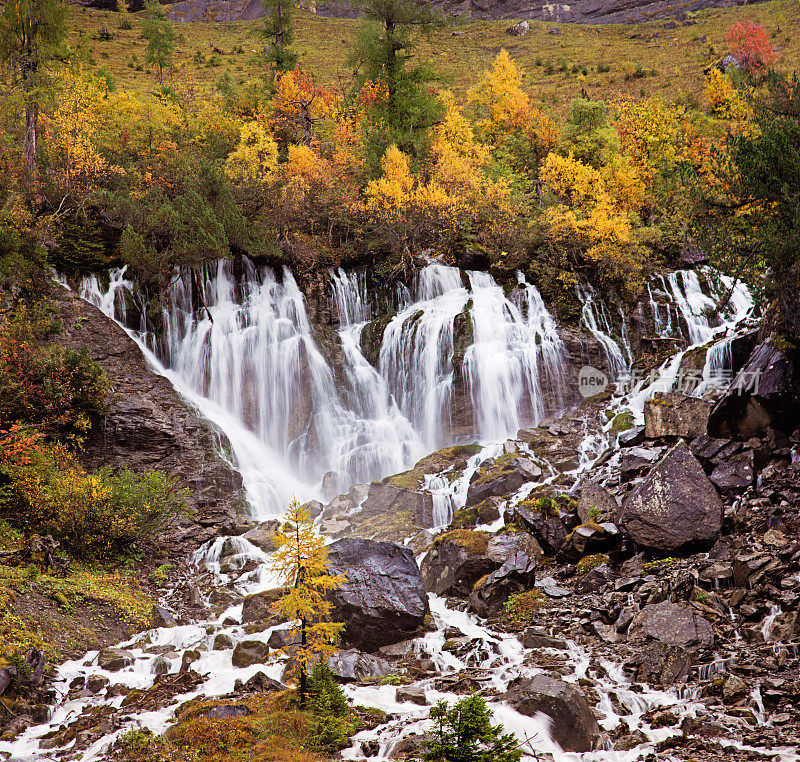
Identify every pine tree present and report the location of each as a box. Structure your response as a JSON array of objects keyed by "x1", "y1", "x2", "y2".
[
  {"x1": 117, "y1": 0, "x2": 133, "y2": 31},
  {"x1": 347, "y1": 0, "x2": 442, "y2": 164},
  {"x1": 424, "y1": 694, "x2": 522, "y2": 762},
  {"x1": 271, "y1": 499, "x2": 346, "y2": 706},
  {"x1": 0, "y1": 0, "x2": 67, "y2": 178},
  {"x1": 141, "y1": 0, "x2": 175, "y2": 86},
  {"x1": 261, "y1": 0, "x2": 297, "y2": 75}
]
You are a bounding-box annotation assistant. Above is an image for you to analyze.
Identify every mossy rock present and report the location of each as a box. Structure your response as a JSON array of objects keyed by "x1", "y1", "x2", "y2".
[{"x1": 432, "y1": 529, "x2": 489, "y2": 556}]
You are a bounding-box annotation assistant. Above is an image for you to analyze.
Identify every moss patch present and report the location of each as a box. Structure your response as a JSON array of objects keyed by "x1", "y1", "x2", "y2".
[
  {"x1": 433, "y1": 529, "x2": 489, "y2": 555},
  {"x1": 576, "y1": 553, "x2": 609, "y2": 576}
]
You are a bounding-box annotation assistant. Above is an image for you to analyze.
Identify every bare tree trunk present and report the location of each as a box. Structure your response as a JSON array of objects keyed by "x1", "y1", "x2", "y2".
[{"x1": 24, "y1": 98, "x2": 38, "y2": 179}]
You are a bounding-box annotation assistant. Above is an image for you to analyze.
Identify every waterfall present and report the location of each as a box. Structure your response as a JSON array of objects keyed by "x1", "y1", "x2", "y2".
[
  {"x1": 379, "y1": 264, "x2": 567, "y2": 449},
  {"x1": 578, "y1": 285, "x2": 631, "y2": 379}
]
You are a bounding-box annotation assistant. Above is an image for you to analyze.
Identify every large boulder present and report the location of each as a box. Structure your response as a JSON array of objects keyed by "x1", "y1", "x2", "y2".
[
  {"x1": 577, "y1": 479, "x2": 618, "y2": 523},
  {"x1": 330, "y1": 650, "x2": 394, "y2": 682},
  {"x1": 644, "y1": 393, "x2": 713, "y2": 439},
  {"x1": 231, "y1": 640, "x2": 270, "y2": 668},
  {"x1": 709, "y1": 341, "x2": 800, "y2": 438},
  {"x1": 506, "y1": 501, "x2": 567, "y2": 555},
  {"x1": 618, "y1": 440, "x2": 723, "y2": 552},
  {"x1": 629, "y1": 601, "x2": 714, "y2": 651},
  {"x1": 358, "y1": 482, "x2": 433, "y2": 528},
  {"x1": 327, "y1": 539, "x2": 429, "y2": 652},
  {"x1": 241, "y1": 589, "x2": 283, "y2": 624},
  {"x1": 502, "y1": 674, "x2": 601, "y2": 753},
  {"x1": 465, "y1": 456, "x2": 543, "y2": 507},
  {"x1": 467, "y1": 548, "x2": 537, "y2": 616},
  {"x1": 421, "y1": 531, "x2": 541, "y2": 597}
]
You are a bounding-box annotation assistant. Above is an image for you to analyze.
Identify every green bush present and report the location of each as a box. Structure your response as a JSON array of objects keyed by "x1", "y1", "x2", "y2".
[{"x1": 307, "y1": 660, "x2": 354, "y2": 754}]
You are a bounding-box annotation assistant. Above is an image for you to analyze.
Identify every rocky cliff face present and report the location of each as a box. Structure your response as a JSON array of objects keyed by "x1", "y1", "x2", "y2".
[{"x1": 55, "y1": 287, "x2": 246, "y2": 552}]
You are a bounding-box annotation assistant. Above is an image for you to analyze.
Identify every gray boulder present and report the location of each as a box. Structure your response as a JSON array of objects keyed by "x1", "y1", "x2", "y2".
[
  {"x1": 231, "y1": 640, "x2": 270, "y2": 668},
  {"x1": 577, "y1": 479, "x2": 618, "y2": 523},
  {"x1": 242, "y1": 521, "x2": 278, "y2": 553},
  {"x1": 644, "y1": 392, "x2": 712, "y2": 439},
  {"x1": 330, "y1": 650, "x2": 394, "y2": 682},
  {"x1": 618, "y1": 440, "x2": 723, "y2": 552},
  {"x1": 502, "y1": 674, "x2": 601, "y2": 752},
  {"x1": 327, "y1": 538, "x2": 429, "y2": 652},
  {"x1": 506, "y1": 20, "x2": 529, "y2": 35},
  {"x1": 468, "y1": 549, "x2": 537, "y2": 616},
  {"x1": 630, "y1": 601, "x2": 714, "y2": 651},
  {"x1": 710, "y1": 451, "x2": 755, "y2": 492},
  {"x1": 466, "y1": 457, "x2": 542, "y2": 507},
  {"x1": 241, "y1": 588, "x2": 283, "y2": 624},
  {"x1": 97, "y1": 649, "x2": 135, "y2": 672},
  {"x1": 506, "y1": 502, "x2": 567, "y2": 555}
]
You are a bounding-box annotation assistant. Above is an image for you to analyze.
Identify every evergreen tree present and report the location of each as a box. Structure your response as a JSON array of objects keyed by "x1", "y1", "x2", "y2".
[
  {"x1": 261, "y1": 0, "x2": 298, "y2": 75},
  {"x1": 424, "y1": 694, "x2": 522, "y2": 762},
  {"x1": 271, "y1": 499, "x2": 347, "y2": 706},
  {"x1": 141, "y1": 0, "x2": 175, "y2": 86},
  {"x1": 347, "y1": 0, "x2": 442, "y2": 164},
  {"x1": 0, "y1": 0, "x2": 67, "y2": 178}
]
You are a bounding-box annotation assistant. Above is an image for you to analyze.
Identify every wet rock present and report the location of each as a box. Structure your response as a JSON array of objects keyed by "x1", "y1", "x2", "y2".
[
  {"x1": 506, "y1": 502, "x2": 567, "y2": 555},
  {"x1": 396, "y1": 685, "x2": 428, "y2": 705},
  {"x1": 242, "y1": 521, "x2": 279, "y2": 553},
  {"x1": 266, "y1": 628, "x2": 293, "y2": 649},
  {"x1": 213, "y1": 633, "x2": 234, "y2": 650},
  {"x1": 618, "y1": 426, "x2": 645, "y2": 447},
  {"x1": 468, "y1": 547, "x2": 538, "y2": 616},
  {"x1": 723, "y1": 674, "x2": 749, "y2": 702},
  {"x1": 448, "y1": 499, "x2": 502, "y2": 529},
  {"x1": 769, "y1": 611, "x2": 799, "y2": 642},
  {"x1": 357, "y1": 481, "x2": 433, "y2": 528},
  {"x1": 322, "y1": 472, "x2": 339, "y2": 502},
  {"x1": 502, "y1": 674, "x2": 601, "y2": 752},
  {"x1": 421, "y1": 531, "x2": 540, "y2": 597},
  {"x1": 521, "y1": 631, "x2": 568, "y2": 650},
  {"x1": 710, "y1": 451, "x2": 755, "y2": 492},
  {"x1": 330, "y1": 649, "x2": 394, "y2": 682},
  {"x1": 618, "y1": 440, "x2": 723, "y2": 552},
  {"x1": 241, "y1": 588, "x2": 283, "y2": 624},
  {"x1": 235, "y1": 671, "x2": 284, "y2": 693},
  {"x1": 231, "y1": 640, "x2": 270, "y2": 668},
  {"x1": 630, "y1": 601, "x2": 714, "y2": 651},
  {"x1": 96, "y1": 649, "x2": 135, "y2": 672},
  {"x1": 620, "y1": 447, "x2": 659, "y2": 480},
  {"x1": 644, "y1": 392, "x2": 712, "y2": 439},
  {"x1": 327, "y1": 538, "x2": 429, "y2": 651},
  {"x1": 632, "y1": 643, "x2": 692, "y2": 684},
  {"x1": 577, "y1": 480, "x2": 618, "y2": 523},
  {"x1": 709, "y1": 341, "x2": 800, "y2": 438},
  {"x1": 466, "y1": 456, "x2": 543, "y2": 507}
]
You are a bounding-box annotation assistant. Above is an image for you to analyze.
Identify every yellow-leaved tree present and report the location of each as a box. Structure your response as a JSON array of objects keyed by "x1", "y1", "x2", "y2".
[
  {"x1": 541, "y1": 152, "x2": 645, "y2": 295},
  {"x1": 271, "y1": 499, "x2": 346, "y2": 706},
  {"x1": 224, "y1": 121, "x2": 279, "y2": 186},
  {"x1": 468, "y1": 49, "x2": 530, "y2": 142}
]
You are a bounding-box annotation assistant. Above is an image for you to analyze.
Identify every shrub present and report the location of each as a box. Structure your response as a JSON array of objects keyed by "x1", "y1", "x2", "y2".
[
  {"x1": 726, "y1": 21, "x2": 778, "y2": 76},
  {"x1": 503, "y1": 590, "x2": 543, "y2": 624},
  {"x1": 0, "y1": 305, "x2": 107, "y2": 441},
  {"x1": 306, "y1": 661, "x2": 354, "y2": 754},
  {"x1": 0, "y1": 431, "x2": 187, "y2": 560}
]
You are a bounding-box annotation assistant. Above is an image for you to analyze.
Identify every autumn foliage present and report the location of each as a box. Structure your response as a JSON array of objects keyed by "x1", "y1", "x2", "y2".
[{"x1": 726, "y1": 21, "x2": 778, "y2": 76}]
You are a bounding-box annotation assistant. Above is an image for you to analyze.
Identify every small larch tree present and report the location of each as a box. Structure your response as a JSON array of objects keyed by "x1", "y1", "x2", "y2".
[
  {"x1": 261, "y1": 0, "x2": 298, "y2": 75},
  {"x1": 141, "y1": 0, "x2": 175, "y2": 86},
  {"x1": 271, "y1": 499, "x2": 346, "y2": 706},
  {"x1": 0, "y1": 0, "x2": 67, "y2": 178}
]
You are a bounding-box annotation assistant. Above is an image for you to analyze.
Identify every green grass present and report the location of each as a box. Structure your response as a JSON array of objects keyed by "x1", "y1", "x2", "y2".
[{"x1": 67, "y1": 1, "x2": 799, "y2": 110}]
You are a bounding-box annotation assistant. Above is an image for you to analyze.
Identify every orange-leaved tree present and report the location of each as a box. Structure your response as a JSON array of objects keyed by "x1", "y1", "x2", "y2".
[{"x1": 271, "y1": 499, "x2": 346, "y2": 707}]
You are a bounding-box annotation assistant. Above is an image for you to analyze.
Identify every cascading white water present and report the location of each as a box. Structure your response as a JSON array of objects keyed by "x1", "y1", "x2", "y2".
[
  {"x1": 579, "y1": 285, "x2": 632, "y2": 379},
  {"x1": 379, "y1": 264, "x2": 567, "y2": 449}
]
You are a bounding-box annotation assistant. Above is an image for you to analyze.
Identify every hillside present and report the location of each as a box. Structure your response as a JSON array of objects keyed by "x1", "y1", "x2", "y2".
[{"x1": 70, "y1": 0, "x2": 797, "y2": 102}]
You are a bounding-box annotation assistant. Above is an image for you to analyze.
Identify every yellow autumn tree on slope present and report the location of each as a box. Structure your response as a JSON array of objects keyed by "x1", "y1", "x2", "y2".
[{"x1": 271, "y1": 499, "x2": 346, "y2": 706}]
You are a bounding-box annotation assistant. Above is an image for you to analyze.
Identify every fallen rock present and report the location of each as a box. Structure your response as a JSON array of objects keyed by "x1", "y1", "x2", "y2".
[
  {"x1": 231, "y1": 640, "x2": 270, "y2": 668},
  {"x1": 96, "y1": 649, "x2": 135, "y2": 672},
  {"x1": 506, "y1": 501, "x2": 567, "y2": 555},
  {"x1": 644, "y1": 393, "x2": 712, "y2": 438},
  {"x1": 577, "y1": 479, "x2": 618, "y2": 523},
  {"x1": 468, "y1": 548, "x2": 538, "y2": 616},
  {"x1": 241, "y1": 589, "x2": 283, "y2": 624},
  {"x1": 327, "y1": 538, "x2": 429, "y2": 651},
  {"x1": 506, "y1": 19, "x2": 529, "y2": 35},
  {"x1": 709, "y1": 341, "x2": 800, "y2": 438},
  {"x1": 242, "y1": 521, "x2": 279, "y2": 553},
  {"x1": 466, "y1": 456, "x2": 542, "y2": 507},
  {"x1": 618, "y1": 440, "x2": 723, "y2": 552},
  {"x1": 396, "y1": 685, "x2": 428, "y2": 705},
  {"x1": 709, "y1": 451, "x2": 755, "y2": 492},
  {"x1": 330, "y1": 650, "x2": 394, "y2": 682},
  {"x1": 502, "y1": 674, "x2": 601, "y2": 752},
  {"x1": 630, "y1": 601, "x2": 714, "y2": 651}
]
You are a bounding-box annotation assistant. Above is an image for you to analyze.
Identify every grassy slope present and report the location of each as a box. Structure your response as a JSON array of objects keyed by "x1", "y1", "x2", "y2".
[{"x1": 72, "y1": 0, "x2": 798, "y2": 109}]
